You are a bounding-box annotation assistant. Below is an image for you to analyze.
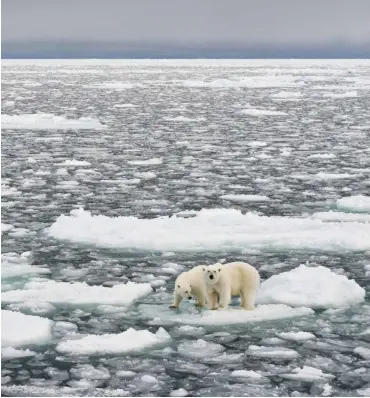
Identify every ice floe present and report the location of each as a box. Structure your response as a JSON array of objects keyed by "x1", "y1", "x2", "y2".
[
  {"x1": 56, "y1": 327, "x2": 171, "y2": 356},
  {"x1": 280, "y1": 366, "x2": 334, "y2": 381},
  {"x1": 239, "y1": 108, "x2": 287, "y2": 116},
  {"x1": 1, "y1": 310, "x2": 53, "y2": 347},
  {"x1": 312, "y1": 211, "x2": 370, "y2": 223},
  {"x1": 178, "y1": 339, "x2": 224, "y2": 359},
  {"x1": 336, "y1": 195, "x2": 370, "y2": 213},
  {"x1": 257, "y1": 264, "x2": 365, "y2": 309},
  {"x1": 1, "y1": 113, "x2": 107, "y2": 130},
  {"x1": 47, "y1": 208, "x2": 370, "y2": 252},
  {"x1": 1, "y1": 252, "x2": 50, "y2": 279},
  {"x1": 1, "y1": 347, "x2": 36, "y2": 360},
  {"x1": 140, "y1": 303, "x2": 313, "y2": 326},
  {"x1": 245, "y1": 345, "x2": 300, "y2": 360},
  {"x1": 128, "y1": 157, "x2": 163, "y2": 166},
  {"x1": 220, "y1": 194, "x2": 270, "y2": 202},
  {"x1": 2, "y1": 279, "x2": 152, "y2": 307},
  {"x1": 277, "y1": 331, "x2": 316, "y2": 341}
]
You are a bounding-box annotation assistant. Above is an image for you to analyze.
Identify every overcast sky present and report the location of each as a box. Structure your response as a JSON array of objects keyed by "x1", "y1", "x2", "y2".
[{"x1": 2, "y1": 0, "x2": 370, "y2": 57}]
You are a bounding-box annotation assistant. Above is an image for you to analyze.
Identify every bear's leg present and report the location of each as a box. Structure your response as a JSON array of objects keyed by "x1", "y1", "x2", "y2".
[
  {"x1": 206, "y1": 290, "x2": 218, "y2": 310},
  {"x1": 194, "y1": 290, "x2": 206, "y2": 307},
  {"x1": 218, "y1": 288, "x2": 231, "y2": 310},
  {"x1": 241, "y1": 289, "x2": 255, "y2": 310},
  {"x1": 170, "y1": 293, "x2": 182, "y2": 309}
]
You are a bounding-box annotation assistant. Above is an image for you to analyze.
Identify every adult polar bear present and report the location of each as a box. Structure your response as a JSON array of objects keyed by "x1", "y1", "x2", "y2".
[{"x1": 203, "y1": 262, "x2": 260, "y2": 310}]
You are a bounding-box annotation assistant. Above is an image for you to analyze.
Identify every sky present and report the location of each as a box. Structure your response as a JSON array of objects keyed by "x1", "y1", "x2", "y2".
[{"x1": 2, "y1": 0, "x2": 370, "y2": 58}]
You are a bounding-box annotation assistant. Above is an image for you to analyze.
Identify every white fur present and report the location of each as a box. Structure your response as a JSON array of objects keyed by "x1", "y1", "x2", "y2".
[
  {"x1": 170, "y1": 265, "x2": 207, "y2": 309},
  {"x1": 203, "y1": 262, "x2": 260, "y2": 310}
]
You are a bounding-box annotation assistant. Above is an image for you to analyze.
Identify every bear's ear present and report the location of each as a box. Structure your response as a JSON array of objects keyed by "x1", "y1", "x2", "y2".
[
  {"x1": 218, "y1": 268, "x2": 221, "y2": 272},
  {"x1": 177, "y1": 284, "x2": 180, "y2": 288},
  {"x1": 202, "y1": 267, "x2": 206, "y2": 272},
  {"x1": 189, "y1": 284, "x2": 192, "y2": 287}
]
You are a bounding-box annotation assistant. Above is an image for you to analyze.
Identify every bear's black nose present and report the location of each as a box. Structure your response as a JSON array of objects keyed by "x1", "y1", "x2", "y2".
[
  {"x1": 210, "y1": 275, "x2": 214, "y2": 280},
  {"x1": 188, "y1": 296, "x2": 192, "y2": 300}
]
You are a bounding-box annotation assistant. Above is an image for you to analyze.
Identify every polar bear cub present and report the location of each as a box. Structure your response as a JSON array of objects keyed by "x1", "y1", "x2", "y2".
[
  {"x1": 170, "y1": 265, "x2": 206, "y2": 309},
  {"x1": 203, "y1": 262, "x2": 260, "y2": 310}
]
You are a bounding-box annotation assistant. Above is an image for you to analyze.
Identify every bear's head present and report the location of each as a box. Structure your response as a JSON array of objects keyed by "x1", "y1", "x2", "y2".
[
  {"x1": 175, "y1": 283, "x2": 193, "y2": 300},
  {"x1": 203, "y1": 263, "x2": 222, "y2": 284}
]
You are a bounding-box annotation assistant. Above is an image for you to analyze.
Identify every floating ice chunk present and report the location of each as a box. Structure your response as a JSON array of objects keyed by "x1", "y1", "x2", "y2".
[
  {"x1": 70, "y1": 365, "x2": 110, "y2": 380},
  {"x1": 280, "y1": 366, "x2": 334, "y2": 381},
  {"x1": 176, "y1": 325, "x2": 205, "y2": 336},
  {"x1": 231, "y1": 370, "x2": 263, "y2": 379},
  {"x1": 164, "y1": 116, "x2": 205, "y2": 122},
  {"x1": 116, "y1": 370, "x2": 136, "y2": 378},
  {"x1": 133, "y1": 171, "x2": 157, "y2": 180},
  {"x1": 170, "y1": 388, "x2": 188, "y2": 397},
  {"x1": 140, "y1": 303, "x2": 312, "y2": 327},
  {"x1": 357, "y1": 387, "x2": 370, "y2": 397},
  {"x1": 337, "y1": 195, "x2": 370, "y2": 213},
  {"x1": 246, "y1": 345, "x2": 299, "y2": 360},
  {"x1": 312, "y1": 211, "x2": 370, "y2": 222},
  {"x1": 1, "y1": 113, "x2": 107, "y2": 130},
  {"x1": 1, "y1": 252, "x2": 50, "y2": 279},
  {"x1": 1, "y1": 310, "x2": 53, "y2": 347},
  {"x1": 1, "y1": 347, "x2": 36, "y2": 360},
  {"x1": 354, "y1": 347, "x2": 370, "y2": 359},
  {"x1": 141, "y1": 375, "x2": 158, "y2": 384},
  {"x1": 47, "y1": 208, "x2": 370, "y2": 252},
  {"x1": 113, "y1": 103, "x2": 138, "y2": 108},
  {"x1": 1, "y1": 223, "x2": 14, "y2": 233},
  {"x1": 90, "y1": 82, "x2": 139, "y2": 90},
  {"x1": 271, "y1": 91, "x2": 302, "y2": 99},
  {"x1": 240, "y1": 108, "x2": 287, "y2": 116},
  {"x1": 56, "y1": 327, "x2": 171, "y2": 356},
  {"x1": 160, "y1": 262, "x2": 184, "y2": 274},
  {"x1": 221, "y1": 194, "x2": 270, "y2": 202},
  {"x1": 247, "y1": 140, "x2": 268, "y2": 147},
  {"x1": 323, "y1": 91, "x2": 358, "y2": 98},
  {"x1": 7, "y1": 300, "x2": 55, "y2": 315},
  {"x1": 2, "y1": 279, "x2": 152, "y2": 306},
  {"x1": 53, "y1": 321, "x2": 78, "y2": 335},
  {"x1": 59, "y1": 159, "x2": 92, "y2": 166},
  {"x1": 178, "y1": 339, "x2": 224, "y2": 359},
  {"x1": 308, "y1": 153, "x2": 337, "y2": 159},
  {"x1": 128, "y1": 157, "x2": 163, "y2": 166},
  {"x1": 258, "y1": 264, "x2": 365, "y2": 309},
  {"x1": 277, "y1": 331, "x2": 316, "y2": 341},
  {"x1": 315, "y1": 172, "x2": 359, "y2": 180}
]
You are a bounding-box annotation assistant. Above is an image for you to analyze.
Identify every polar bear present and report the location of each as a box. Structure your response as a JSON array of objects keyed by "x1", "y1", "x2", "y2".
[
  {"x1": 170, "y1": 265, "x2": 207, "y2": 309},
  {"x1": 203, "y1": 262, "x2": 260, "y2": 310}
]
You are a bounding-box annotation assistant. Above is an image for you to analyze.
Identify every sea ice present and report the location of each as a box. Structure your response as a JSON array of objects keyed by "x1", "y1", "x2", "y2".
[
  {"x1": 240, "y1": 108, "x2": 287, "y2": 116},
  {"x1": 354, "y1": 347, "x2": 370, "y2": 359},
  {"x1": 336, "y1": 195, "x2": 370, "y2": 213},
  {"x1": 220, "y1": 194, "x2": 270, "y2": 202},
  {"x1": 1, "y1": 310, "x2": 53, "y2": 347},
  {"x1": 56, "y1": 327, "x2": 171, "y2": 356},
  {"x1": 46, "y1": 208, "x2": 370, "y2": 252},
  {"x1": 280, "y1": 366, "x2": 334, "y2": 382},
  {"x1": 178, "y1": 339, "x2": 225, "y2": 359},
  {"x1": 1, "y1": 347, "x2": 36, "y2": 360},
  {"x1": 257, "y1": 264, "x2": 365, "y2": 309},
  {"x1": 128, "y1": 157, "x2": 163, "y2": 166},
  {"x1": 277, "y1": 331, "x2": 316, "y2": 341},
  {"x1": 1, "y1": 113, "x2": 107, "y2": 130},
  {"x1": 2, "y1": 279, "x2": 152, "y2": 306},
  {"x1": 1, "y1": 252, "x2": 50, "y2": 279},
  {"x1": 246, "y1": 345, "x2": 299, "y2": 360}
]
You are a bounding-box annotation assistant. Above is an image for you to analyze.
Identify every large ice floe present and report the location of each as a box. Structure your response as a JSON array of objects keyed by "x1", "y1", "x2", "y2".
[
  {"x1": 336, "y1": 195, "x2": 370, "y2": 213},
  {"x1": 1, "y1": 279, "x2": 152, "y2": 307},
  {"x1": 257, "y1": 264, "x2": 365, "y2": 309},
  {"x1": 141, "y1": 303, "x2": 313, "y2": 327},
  {"x1": 1, "y1": 113, "x2": 107, "y2": 130},
  {"x1": 1, "y1": 310, "x2": 53, "y2": 347},
  {"x1": 56, "y1": 327, "x2": 171, "y2": 356},
  {"x1": 46, "y1": 208, "x2": 370, "y2": 252},
  {"x1": 1, "y1": 252, "x2": 50, "y2": 279}
]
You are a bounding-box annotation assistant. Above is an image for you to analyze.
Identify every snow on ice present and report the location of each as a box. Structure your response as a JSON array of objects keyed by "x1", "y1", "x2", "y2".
[
  {"x1": 2, "y1": 279, "x2": 152, "y2": 307},
  {"x1": 1, "y1": 113, "x2": 107, "y2": 130},
  {"x1": 46, "y1": 208, "x2": 370, "y2": 252},
  {"x1": 336, "y1": 195, "x2": 370, "y2": 213},
  {"x1": 1, "y1": 310, "x2": 53, "y2": 347},
  {"x1": 257, "y1": 264, "x2": 365, "y2": 309},
  {"x1": 56, "y1": 327, "x2": 171, "y2": 356}
]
